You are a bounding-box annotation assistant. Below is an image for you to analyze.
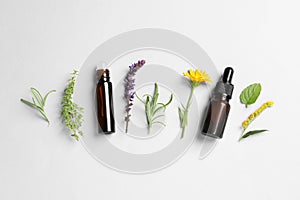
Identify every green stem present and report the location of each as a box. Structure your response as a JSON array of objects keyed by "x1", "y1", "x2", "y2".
[
  {"x1": 125, "y1": 112, "x2": 129, "y2": 133},
  {"x1": 186, "y1": 86, "x2": 195, "y2": 111},
  {"x1": 180, "y1": 86, "x2": 195, "y2": 138}
]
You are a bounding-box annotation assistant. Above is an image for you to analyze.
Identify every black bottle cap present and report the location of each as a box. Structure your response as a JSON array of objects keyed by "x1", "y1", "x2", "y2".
[
  {"x1": 222, "y1": 67, "x2": 234, "y2": 100},
  {"x1": 214, "y1": 67, "x2": 234, "y2": 100},
  {"x1": 222, "y1": 67, "x2": 234, "y2": 84}
]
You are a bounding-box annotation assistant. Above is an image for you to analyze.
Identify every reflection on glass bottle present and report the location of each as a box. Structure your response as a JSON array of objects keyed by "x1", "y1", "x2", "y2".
[
  {"x1": 202, "y1": 67, "x2": 234, "y2": 139},
  {"x1": 96, "y1": 68, "x2": 115, "y2": 134}
]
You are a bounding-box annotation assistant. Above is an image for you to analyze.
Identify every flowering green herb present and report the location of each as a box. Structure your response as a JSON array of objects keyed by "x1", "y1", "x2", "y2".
[
  {"x1": 242, "y1": 101, "x2": 274, "y2": 131},
  {"x1": 136, "y1": 83, "x2": 173, "y2": 133},
  {"x1": 124, "y1": 60, "x2": 146, "y2": 133},
  {"x1": 20, "y1": 87, "x2": 56, "y2": 125},
  {"x1": 61, "y1": 70, "x2": 84, "y2": 141},
  {"x1": 240, "y1": 83, "x2": 262, "y2": 108},
  {"x1": 179, "y1": 69, "x2": 211, "y2": 138}
]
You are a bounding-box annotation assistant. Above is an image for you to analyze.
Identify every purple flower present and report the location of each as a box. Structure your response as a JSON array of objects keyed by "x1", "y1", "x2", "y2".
[{"x1": 124, "y1": 60, "x2": 146, "y2": 133}]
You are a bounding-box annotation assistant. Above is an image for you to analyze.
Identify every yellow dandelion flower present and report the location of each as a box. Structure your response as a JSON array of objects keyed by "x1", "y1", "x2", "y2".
[
  {"x1": 242, "y1": 101, "x2": 274, "y2": 130},
  {"x1": 183, "y1": 69, "x2": 212, "y2": 86}
]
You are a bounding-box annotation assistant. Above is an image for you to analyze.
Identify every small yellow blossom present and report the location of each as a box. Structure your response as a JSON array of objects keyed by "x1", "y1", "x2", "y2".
[
  {"x1": 183, "y1": 69, "x2": 212, "y2": 86},
  {"x1": 242, "y1": 101, "x2": 274, "y2": 130}
]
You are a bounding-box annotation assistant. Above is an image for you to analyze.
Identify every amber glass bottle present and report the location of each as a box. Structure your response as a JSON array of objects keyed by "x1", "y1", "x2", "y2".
[
  {"x1": 202, "y1": 67, "x2": 234, "y2": 139},
  {"x1": 96, "y1": 69, "x2": 115, "y2": 134}
]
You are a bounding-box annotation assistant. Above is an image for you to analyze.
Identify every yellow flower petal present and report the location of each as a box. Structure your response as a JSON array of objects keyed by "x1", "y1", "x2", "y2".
[{"x1": 183, "y1": 69, "x2": 212, "y2": 85}]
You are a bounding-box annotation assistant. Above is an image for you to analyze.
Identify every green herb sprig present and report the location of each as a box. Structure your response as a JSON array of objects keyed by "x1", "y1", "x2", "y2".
[
  {"x1": 20, "y1": 87, "x2": 56, "y2": 125},
  {"x1": 61, "y1": 70, "x2": 84, "y2": 141},
  {"x1": 136, "y1": 83, "x2": 173, "y2": 133}
]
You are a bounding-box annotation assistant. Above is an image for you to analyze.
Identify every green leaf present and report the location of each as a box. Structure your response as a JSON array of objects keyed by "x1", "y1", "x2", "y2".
[
  {"x1": 153, "y1": 105, "x2": 164, "y2": 116},
  {"x1": 30, "y1": 87, "x2": 44, "y2": 107},
  {"x1": 21, "y1": 99, "x2": 37, "y2": 108},
  {"x1": 178, "y1": 107, "x2": 184, "y2": 121},
  {"x1": 239, "y1": 129, "x2": 268, "y2": 141},
  {"x1": 152, "y1": 114, "x2": 164, "y2": 121},
  {"x1": 135, "y1": 92, "x2": 146, "y2": 104},
  {"x1": 145, "y1": 96, "x2": 151, "y2": 125},
  {"x1": 152, "y1": 121, "x2": 166, "y2": 126},
  {"x1": 152, "y1": 83, "x2": 159, "y2": 106},
  {"x1": 43, "y1": 90, "x2": 56, "y2": 105},
  {"x1": 240, "y1": 83, "x2": 262, "y2": 107},
  {"x1": 164, "y1": 94, "x2": 173, "y2": 107}
]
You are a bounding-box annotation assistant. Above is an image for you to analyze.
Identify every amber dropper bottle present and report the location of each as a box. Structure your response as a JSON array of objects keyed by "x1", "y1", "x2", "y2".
[
  {"x1": 202, "y1": 67, "x2": 234, "y2": 139},
  {"x1": 96, "y1": 68, "x2": 115, "y2": 134}
]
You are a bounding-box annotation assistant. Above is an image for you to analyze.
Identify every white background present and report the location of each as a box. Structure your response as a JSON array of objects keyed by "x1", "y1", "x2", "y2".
[{"x1": 1, "y1": 0, "x2": 300, "y2": 199}]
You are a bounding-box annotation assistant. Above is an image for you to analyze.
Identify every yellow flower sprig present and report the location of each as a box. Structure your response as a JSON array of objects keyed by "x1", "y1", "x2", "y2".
[
  {"x1": 242, "y1": 101, "x2": 274, "y2": 131},
  {"x1": 179, "y1": 69, "x2": 211, "y2": 138}
]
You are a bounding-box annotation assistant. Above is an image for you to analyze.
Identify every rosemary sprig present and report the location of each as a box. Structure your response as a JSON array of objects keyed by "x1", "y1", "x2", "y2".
[
  {"x1": 61, "y1": 70, "x2": 84, "y2": 141},
  {"x1": 20, "y1": 87, "x2": 56, "y2": 125},
  {"x1": 136, "y1": 83, "x2": 173, "y2": 133}
]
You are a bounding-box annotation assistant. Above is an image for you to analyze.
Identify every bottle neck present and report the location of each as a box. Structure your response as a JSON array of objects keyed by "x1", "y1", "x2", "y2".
[
  {"x1": 97, "y1": 69, "x2": 110, "y2": 82},
  {"x1": 212, "y1": 92, "x2": 229, "y2": 102},
  {"x1": 99, "y1": 76, "x2": 110, "y2": 82}
]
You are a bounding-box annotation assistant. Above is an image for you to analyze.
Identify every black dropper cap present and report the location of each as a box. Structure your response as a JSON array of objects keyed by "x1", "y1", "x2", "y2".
[
  {"x1": 214, "y1": 67, "x2": 234, "y2": 100},
  {"x1": 222, "y1": 67, "x2": 234, "y2": 100},
  {"x1": 223, "y1": 67, "x2": 234, "y2": 83}
]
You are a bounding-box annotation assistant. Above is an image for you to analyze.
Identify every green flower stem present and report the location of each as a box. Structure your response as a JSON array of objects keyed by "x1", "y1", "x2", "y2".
[{"x1": 180, "y1": 85, "x2": 195, "y2": 138}]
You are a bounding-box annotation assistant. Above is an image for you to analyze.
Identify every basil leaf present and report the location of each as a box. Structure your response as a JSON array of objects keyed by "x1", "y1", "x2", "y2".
[
  {"x1": 240, "y1": 83, "x2": 262, "y2": 107},
  {"x1": 239, "y1": 129, "x2": 268, "y2": 141}
]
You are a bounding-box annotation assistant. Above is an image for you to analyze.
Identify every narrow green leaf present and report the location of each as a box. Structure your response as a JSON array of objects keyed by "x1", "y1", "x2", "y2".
[
  {"x1": 178, "y1": 107, "x2": 184, "y2": 121},
  {"x1": 152, "y1": 121, "x2": 166, "y2": 126},
  {"x1": 21, "y1": 99, "x2": 37, "y2": 108},
  {"x1": 153, "y1": 105, "x2": 164, "y2": 116},
  {"x1": 145, "y1": 97, "x2": 151, "y2": 125},
  {"x1": 43, "y1": 90, "x2": 56, "y2": 105},
  {"x1": 135, "y1": 92, "x2": 146, "y2": 104},
  {"x1": 37, "y1": 109, "x2": 50, "y2": 124},
  {"x1": 30, "y1": 87, "x2": 44, "y2": 107},
  {"x1": 240, "y1": 83, "x2": 262, "y2": 107},
  {"x1": 182, "y1": 110, "x2": 188, "y2": 127},
  {"x1": 152, "y1": 114, "x2": 164, "y2": 121},
  {"x1": 164, "y1": 94, "x2": 173, "y2": 107},
  {"x1": 142, "y1": 94, "x2": 152, "y2": 100},
  {"x1": 152, "y1": 83, "x2": 159, "y2": 106},
  {"x1": 239, "y1": 129, "x2": 268, "y2": 141}
]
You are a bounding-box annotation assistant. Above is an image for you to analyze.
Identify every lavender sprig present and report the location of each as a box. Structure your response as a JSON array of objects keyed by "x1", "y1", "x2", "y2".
[{"x1": 124, "y1": 60, "x2": 146, "y2": 133}]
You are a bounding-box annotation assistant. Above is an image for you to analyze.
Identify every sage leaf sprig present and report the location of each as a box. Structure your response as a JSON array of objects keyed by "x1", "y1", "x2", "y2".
[
  {"x1": 20, "y1": 87, "x2": 56, "y2": 125},
  {"x1": 61, "y1": 70, "x2": 84, "y2": 141},
  {"x1": 240, "y1": 83, "x2": 262, "y2": 108},
  {"x1": 136, "y1": 83, "x2": 173, "y2": 133},
  {"x1": 239, "y1": 129, "x2": 268, "y2": 141}
]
